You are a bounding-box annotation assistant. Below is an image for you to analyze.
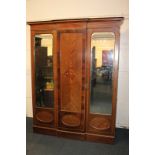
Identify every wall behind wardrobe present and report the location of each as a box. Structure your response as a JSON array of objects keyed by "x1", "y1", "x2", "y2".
[{"x1": 26, "y1": 0, "x2": 129, "y2": 128}]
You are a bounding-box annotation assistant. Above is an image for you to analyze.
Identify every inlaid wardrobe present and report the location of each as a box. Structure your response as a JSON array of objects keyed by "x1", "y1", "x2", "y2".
[{"x1": 28, "y1": 17, "x2": 124, "y2": 143}]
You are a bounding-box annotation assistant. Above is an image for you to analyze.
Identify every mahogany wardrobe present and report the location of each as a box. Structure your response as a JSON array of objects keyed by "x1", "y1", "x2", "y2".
[{"x1": 28, "y1": 17, "x2": 124, "y2": 143}]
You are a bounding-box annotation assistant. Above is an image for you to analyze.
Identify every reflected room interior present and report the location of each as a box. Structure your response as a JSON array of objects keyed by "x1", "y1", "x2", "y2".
[
  {"x1": 90, "y1": 32, "x2": 115, "y2": 114},
  {"x1": 35, "y1": 34, "x2": 54, "y2": 108}
]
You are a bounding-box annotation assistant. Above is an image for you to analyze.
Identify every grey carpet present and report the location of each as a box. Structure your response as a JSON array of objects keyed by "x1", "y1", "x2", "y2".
[{"x1": 26, "y1": 117, "x2": 129, "y2": 155}]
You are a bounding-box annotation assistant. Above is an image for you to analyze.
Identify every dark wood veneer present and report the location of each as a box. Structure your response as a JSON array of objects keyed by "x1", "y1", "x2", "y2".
[{"x1": 29, "y1": 17, "x2": 124, "y2": 143}]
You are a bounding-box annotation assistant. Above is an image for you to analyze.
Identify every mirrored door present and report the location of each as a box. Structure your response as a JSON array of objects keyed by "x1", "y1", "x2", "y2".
[
  {"x1": 90, "y1": 32, "x2": 115, "y2": 115},
  {"x1": 86, "y1": 31, "x2": 116, "y2": 134},
  {"x1": 34, "y1": 34, "x2": 54, "y2": 108}
]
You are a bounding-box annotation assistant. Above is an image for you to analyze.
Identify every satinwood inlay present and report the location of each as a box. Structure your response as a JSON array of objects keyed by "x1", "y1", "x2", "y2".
[
  {"x1": 36, "y1": 111, "x2": 53, "y2": 123},
  {"x1": 90, "y1": 117, "x2": 110, "y2": 130},
  {"x1": 61, "y1": 114, "x2": 81, "y2": 127}
]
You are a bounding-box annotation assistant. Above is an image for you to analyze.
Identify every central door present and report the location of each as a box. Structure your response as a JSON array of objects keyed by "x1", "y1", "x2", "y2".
[{"x1": 58, "y1": 30, "x2": 86, "y2": 132}]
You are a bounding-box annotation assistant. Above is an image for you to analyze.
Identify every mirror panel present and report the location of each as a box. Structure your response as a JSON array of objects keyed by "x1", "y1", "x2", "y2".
[
  {"x1": 34, "y1": 34, "x2": 54, "y2": 108},
  {"x1": 90, "y1": 32, "x2": 115, "y2": 114}
]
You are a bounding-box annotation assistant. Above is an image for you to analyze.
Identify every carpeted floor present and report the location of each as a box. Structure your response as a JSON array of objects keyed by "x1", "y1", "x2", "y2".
[{"x1": 26, "y1": 117, "x2": 129, "y2": 155}]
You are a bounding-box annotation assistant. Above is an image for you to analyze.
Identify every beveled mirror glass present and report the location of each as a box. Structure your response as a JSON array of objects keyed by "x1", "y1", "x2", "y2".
[
  {"x1": 34, "y1": 34, "x2": 54, "y2": 108},
  {"x1": 90, "y1": 32, "x2": 115, "y2": 114}
]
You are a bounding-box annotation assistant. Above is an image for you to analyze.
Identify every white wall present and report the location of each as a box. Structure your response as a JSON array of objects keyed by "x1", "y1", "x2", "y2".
[{"x1": 26, "y1": 0, "x2": 129, "y2": 128}]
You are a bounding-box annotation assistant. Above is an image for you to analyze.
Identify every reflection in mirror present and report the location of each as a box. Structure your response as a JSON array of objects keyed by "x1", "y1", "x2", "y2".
[
  {"x1": 34, "y1": 34, "x2": 54, "y2": 108},
  {"x1": 90, "y1": 32, "x2": 115, "y2": 114}
]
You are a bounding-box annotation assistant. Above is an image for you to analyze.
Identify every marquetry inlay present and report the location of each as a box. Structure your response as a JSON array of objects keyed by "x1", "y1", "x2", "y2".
[
  {"x1": 36, "y1": 111, "x2": 53, "y2": 123},
  {"x1": 61, "y1": 114, "x2": 80, "y2": 127},
  {"x1": 90, "y1": 117, "x2": 110, "y2": 131}
]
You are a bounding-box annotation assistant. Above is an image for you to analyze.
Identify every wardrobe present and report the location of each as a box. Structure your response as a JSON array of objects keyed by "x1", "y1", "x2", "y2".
[{"x1": 28, "y1": 17, "x2": 124, "y2": 143}]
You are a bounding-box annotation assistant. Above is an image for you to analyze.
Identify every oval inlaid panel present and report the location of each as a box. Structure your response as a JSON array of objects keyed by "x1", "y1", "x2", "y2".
[
  {"x1": 36, "y1": 111, "x2": 53, "y2": 123},
  {"x1": 90, "y1": 117, "x2": 110, "y2": 130},
  {"x1": 61, "y1": 114, "x2": 80, "y2": 127}
]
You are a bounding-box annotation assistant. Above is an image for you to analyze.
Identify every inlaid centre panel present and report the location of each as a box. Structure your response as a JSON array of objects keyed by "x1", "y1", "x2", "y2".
[
  {"x1": 60, "y1": 32, "x2": 84, "y2": 112},
  {"x1": 58, "y1": 30, "x2": 86, "y2": 130}
]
